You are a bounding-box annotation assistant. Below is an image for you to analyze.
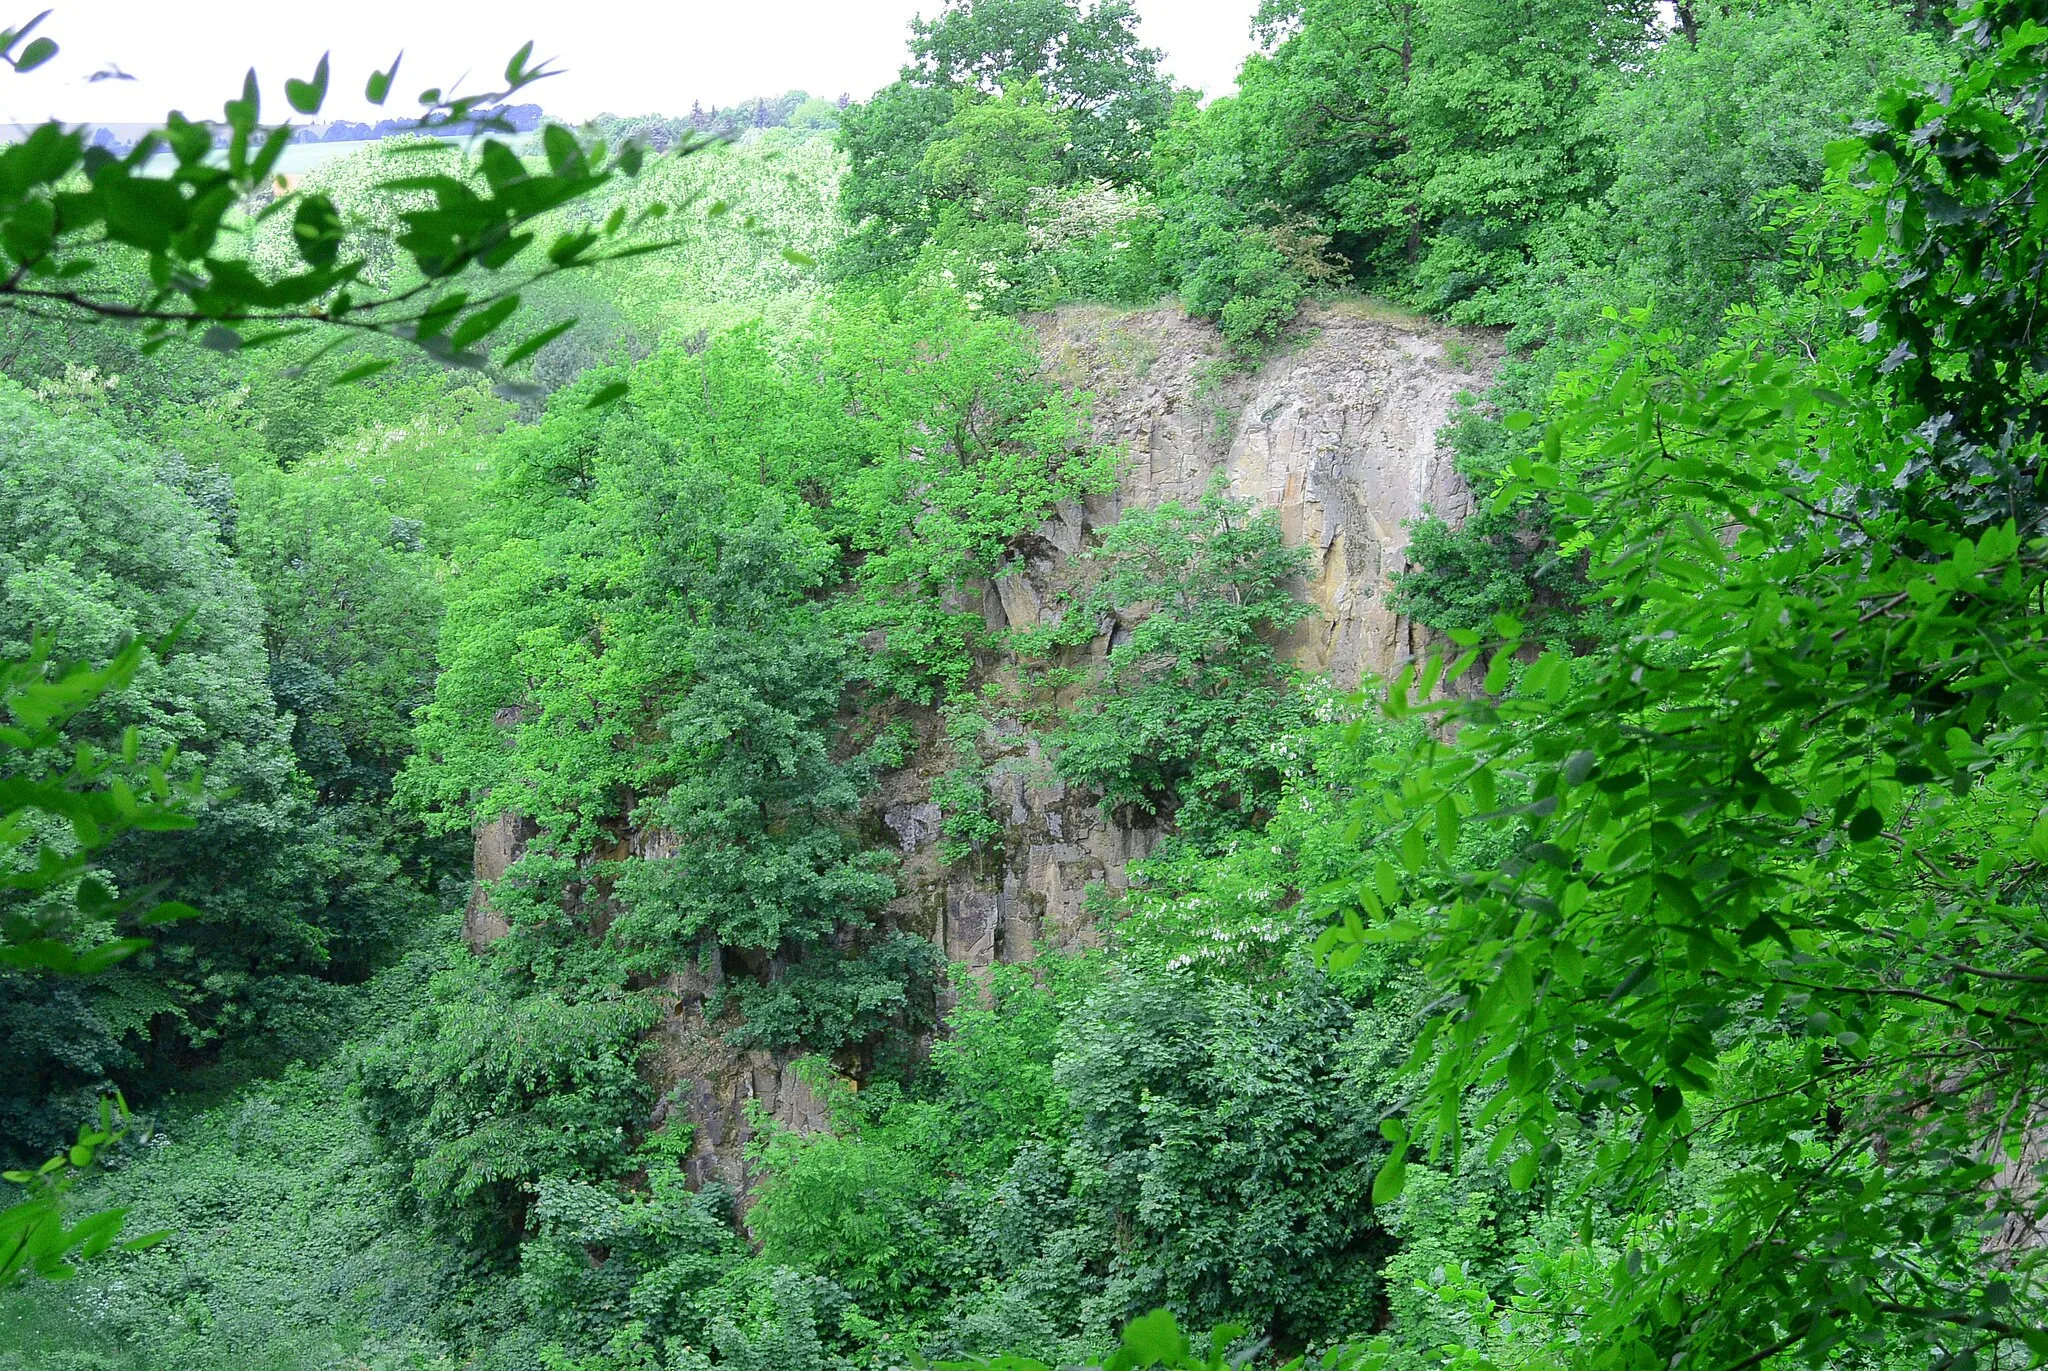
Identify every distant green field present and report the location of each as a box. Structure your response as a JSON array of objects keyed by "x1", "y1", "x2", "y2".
[
  {"x1": 268, "y1": 139, "x2": 451, "y2": 175},
  {"x1": 0, "y1": 123, "x2": 470, "y2": 173},
  {"x1": 133, "y1": 134, "x2": 501, "y2": 178}
]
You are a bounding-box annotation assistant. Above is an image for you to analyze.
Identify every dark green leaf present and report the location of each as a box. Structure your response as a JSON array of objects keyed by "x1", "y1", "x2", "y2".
[
  {"x1": 330, "y1": 358, "x2": 396, "y2": 386},
  {"x1": 450, "y1": 295, "x2": 520, "y2": 352},
  {"x1": 498, "y1": 317, "x2": 577, "y2": 368},
  {"x1": 291, "y1": 194, "x2": 344, "y2": 268},
  {"x1": 366, "y1": 53, "x2": 400, "y2": 105},
  {"x1": 284, "y1": 53, "x2": 330, "y2": 116},
  {"x1": 15, "y1": 34, "x2": 55, "y2": 71}
]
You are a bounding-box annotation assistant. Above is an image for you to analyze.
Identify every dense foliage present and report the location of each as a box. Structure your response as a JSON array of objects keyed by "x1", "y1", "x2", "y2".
[
  {"x1": 1029, "y1": 486, "x2": 1314, "y2": 846},
  {"x1": 0, "y1": 637, "x2": 195, "y2": 1289},
  {"x1": 10, "y1": 1, "x2": 2048, "y2": 1369},
  {"x1": 1332, "y1": 8, "x2": 2048, "y2": 1366},
  {"x1": 0, "y1": 386, "x2": 439, "y2": 1155}
]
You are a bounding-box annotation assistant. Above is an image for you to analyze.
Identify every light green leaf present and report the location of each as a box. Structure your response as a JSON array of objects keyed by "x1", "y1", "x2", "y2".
[{"x1": 1372, "y1": 1152, "x2": 1407, "y2": 1207}]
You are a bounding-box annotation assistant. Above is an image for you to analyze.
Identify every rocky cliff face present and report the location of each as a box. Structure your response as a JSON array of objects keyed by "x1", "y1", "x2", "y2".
[
  {"x1": 465, "y1": 298, "x2": 1495, "y2": 1191},
  {"x1": 870, "y1": 300, "x2": 1496, "y2": 981},
  {"x1": 1033, "y1": 299, "x2": 1492, "y2": 685}
]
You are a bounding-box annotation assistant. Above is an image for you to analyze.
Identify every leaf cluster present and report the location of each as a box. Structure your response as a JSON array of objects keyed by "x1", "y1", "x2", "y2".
[
  {"x1": 0, "y1": 638, "x2": 199, "y2": 977},
  {"x1": 0, "y1": 22, "x2": 714, "y2": 395},
  {"x1": 1043, "y1": 485, "x2": 1314, "y2": 846}
]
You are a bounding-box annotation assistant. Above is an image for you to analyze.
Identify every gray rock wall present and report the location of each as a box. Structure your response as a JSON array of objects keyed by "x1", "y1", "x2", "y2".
[
  {"x1": 1032, "y1": 299, "x2": 1493, "y2": 687},
  {"x1": 463, "y1": 810, "x2": 535, "y2": 951},
  {"x1": 884, "y1": 301, "x2": 1495, "y2": 980}
]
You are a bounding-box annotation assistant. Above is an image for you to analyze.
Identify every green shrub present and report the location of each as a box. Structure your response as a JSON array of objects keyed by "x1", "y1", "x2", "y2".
[
  {"x1": 355, "y1": 949, "x2": 655, "y2": 1252},
  {"x1": 1046, "y1": 485, "x2": 1313, "y2": 847}
]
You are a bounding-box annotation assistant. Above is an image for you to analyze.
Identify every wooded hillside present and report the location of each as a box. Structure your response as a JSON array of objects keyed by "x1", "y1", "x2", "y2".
[{"x1": 3, "y1": 2, "x2": 2046, "y2": 1369}]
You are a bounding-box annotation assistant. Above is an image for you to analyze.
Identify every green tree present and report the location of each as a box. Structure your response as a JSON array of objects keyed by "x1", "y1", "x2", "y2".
[
  {"x1": 355, "y1": 945, "x2": 655, "y2": 1252},
  {"x1": 1393, "y1": 0, "x2": 1936, "y2": 639},
  {"x1": 821, "y1": 287, "x2": 1113, "y2": 697},
  {"x1": 403, "y1": 363, "x2": 911, "y2": 1064},
  {"x1": 1154, "y1": 0, "x2": 1662, "y2": 335},
  {"x1": 835, "y1": 0, "x2": 1170, "y2": 277},
  {"x1": 0, "y1": 384, "x2": 415, "y2": 1156},
  {"x1": 1046, "y1": 486, "x2": 1313, "y2": 847},
  {"x1": 913, "y1": 82, "x2": 1075, "y2": 310},
  {"x1": 1505, "y1": 0, "x2": 1946, "y2": 353},
  {"x1": 1157, "y1": 0, "x2": 1419, "y2": 295},
  {"x1": 1150, "y1": 90, "x2": 1313, "y2": 347},
  {"x1": 1335, "y1": 2, "x2": 2048, "y2": 1361},
  {"x1": 1053, "y1": 966, "x2": 1394, "y2": 1347},
  {"x1": 1398, "y1": 0, "x2": 1655, "y2": 318},
  {"x1": 233, "y1": 466, "x2": 444, "y2": 801}
]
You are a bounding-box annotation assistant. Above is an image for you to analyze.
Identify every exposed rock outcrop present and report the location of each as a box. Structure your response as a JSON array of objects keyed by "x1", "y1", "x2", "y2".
[
  {"x1": 645, "y1": 991, "x2": 838, "y2": 1195},
  {"x1": 1035, "y1": 299, "x2": 1495, "y2": 687},
  {"x1": 463, "y1": 810, "x2": 536, "y2": 951},
  {"x1": 871, "y1": 300, "x2": 1495, "y2": 980},
  {"x1": 463, "y1": 298, "x2": 1494, "y2": 1189},
  {"x1": 879, "y1": 726, "x2": 1162, "y2": 976}
]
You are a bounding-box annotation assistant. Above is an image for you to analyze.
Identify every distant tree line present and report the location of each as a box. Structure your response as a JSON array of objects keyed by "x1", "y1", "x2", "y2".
[
  {"x1": 295, "y1": 101, "x2": 548, "y2": 142},
  {"x1": 595, "y1": 90, "x2": 847, "y2": 151},
  {"x1": 75, "y1": 90, "x2": 845, "y2": 159}
]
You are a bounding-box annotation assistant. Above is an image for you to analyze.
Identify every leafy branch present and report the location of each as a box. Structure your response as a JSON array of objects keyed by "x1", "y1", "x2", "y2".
[
  {"x1": 1, "y1": 635, "x2": 209, "y2": 1288},
  {"x1": 0, "y1": 16, "x2": 723, "y2": 390}
]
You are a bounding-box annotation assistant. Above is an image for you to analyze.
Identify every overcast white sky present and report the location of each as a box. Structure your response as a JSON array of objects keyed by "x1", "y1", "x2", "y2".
[{"x1": 0, "y1": 1, "x2": 1263, "y2": 126}]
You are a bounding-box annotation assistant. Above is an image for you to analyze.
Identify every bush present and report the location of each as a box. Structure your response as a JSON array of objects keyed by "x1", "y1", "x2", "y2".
[
  {"x1": 355, "y1": 949, "x2": 655, "y2": 1253},
  {"x1": 1045, "y1": 485, "x2": 1313, "y2": 847}
]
